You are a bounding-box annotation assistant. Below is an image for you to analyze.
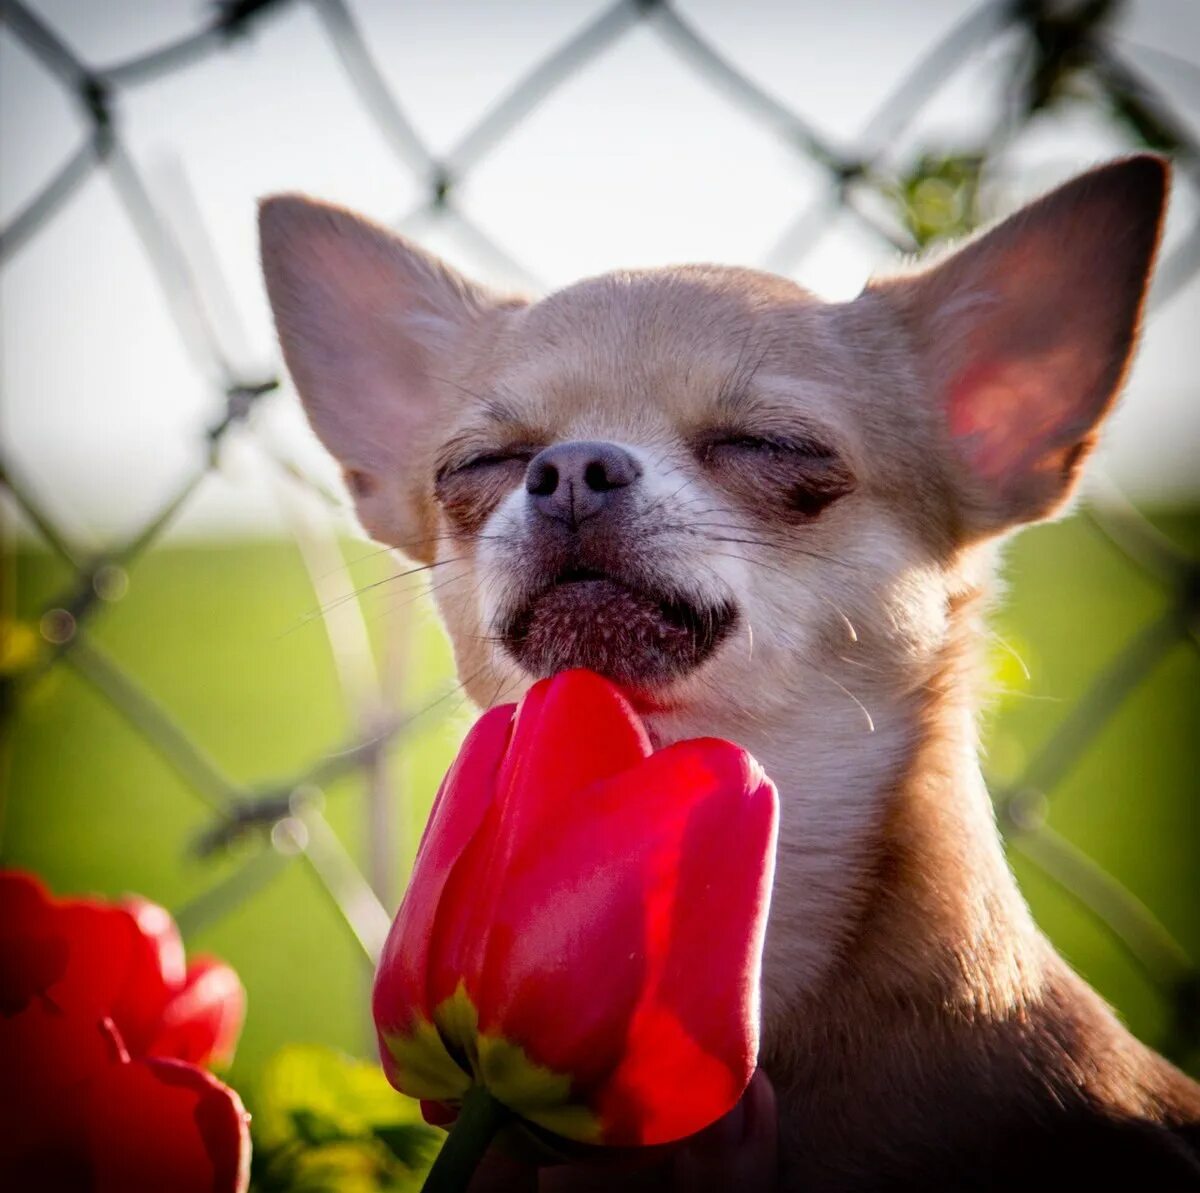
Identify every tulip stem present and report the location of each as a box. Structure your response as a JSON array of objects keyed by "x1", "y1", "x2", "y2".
[{"x1": 421, "y1": 1085, "x2": 511, "y2": 1193}]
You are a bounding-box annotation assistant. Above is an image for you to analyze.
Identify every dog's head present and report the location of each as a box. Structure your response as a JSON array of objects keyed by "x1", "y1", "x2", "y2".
[{"x1": 259, "y1": 159, "x2": 1166, "y2": 745}]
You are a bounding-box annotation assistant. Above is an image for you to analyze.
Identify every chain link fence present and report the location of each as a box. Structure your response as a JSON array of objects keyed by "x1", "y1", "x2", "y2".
[{"x1": 2, "y1": 0, "x2": 1198, "y2": 1072}]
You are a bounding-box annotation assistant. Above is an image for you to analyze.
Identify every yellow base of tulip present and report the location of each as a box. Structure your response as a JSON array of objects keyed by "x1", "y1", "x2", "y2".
[{"x1": 384, "y1": 983, "x2": 604, "y2": 1143}]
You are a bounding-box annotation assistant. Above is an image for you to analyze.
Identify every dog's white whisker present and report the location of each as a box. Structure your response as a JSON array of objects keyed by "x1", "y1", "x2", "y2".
[
  {"x1": 989, "y1": 630, "x2": 1031, "y2": 681},
  {"x1": 815, "y1": 668, "x2": 875, "y2": 734},
  {"x1": 804, "y1": 590, "x2": 860, "y2": 644}
]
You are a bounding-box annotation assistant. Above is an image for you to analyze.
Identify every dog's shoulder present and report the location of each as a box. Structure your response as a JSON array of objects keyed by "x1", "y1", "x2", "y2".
[
  {"x1": 971, "y1": 1111, "x2": 1200, "y2": 1193},
  {"x1": 775, "y1": 1050, "x2": 1200, "y2": 1193},
  {"x1": 769, "y1": 945, "x2": 1200, "y2": 1192}
]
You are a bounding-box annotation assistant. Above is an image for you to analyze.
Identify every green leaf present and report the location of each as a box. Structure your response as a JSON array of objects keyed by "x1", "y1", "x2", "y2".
[
  {"x1": 371, "y1": 1123, "x2": 440, "y2": 1169},
  {"x1": 290, "y1": 1108, "x2": 353, "y2": 1148}
]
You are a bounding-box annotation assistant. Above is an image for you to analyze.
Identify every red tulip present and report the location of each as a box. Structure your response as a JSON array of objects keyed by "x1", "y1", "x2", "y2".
[
  {"x1": 0, "y1": 870, "x2": 244, "y2": 1069},
  {"x1": 373, "y1": 669, "x2": 778, "y2": 1149},
  {"x1": 0, "y1": 871, "x2": 250, "y2": 1192}
]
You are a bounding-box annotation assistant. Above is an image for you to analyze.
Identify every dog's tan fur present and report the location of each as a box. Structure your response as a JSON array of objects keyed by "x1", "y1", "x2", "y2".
[{"x1": 260, "y1": 156, "x2": 1200, "y2": 1189}]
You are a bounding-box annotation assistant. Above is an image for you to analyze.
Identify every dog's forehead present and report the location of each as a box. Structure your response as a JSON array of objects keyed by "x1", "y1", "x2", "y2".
[{"x1": 477, "y1": 264, "x2": 838, "y2": 438}]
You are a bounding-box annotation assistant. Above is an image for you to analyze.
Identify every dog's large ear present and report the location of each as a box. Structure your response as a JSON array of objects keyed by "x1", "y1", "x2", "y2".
[
  {"x1": 872, "y1": 155, "x2": 1168, "y2": 540},
  {"x1": 259, "y1": 196, "x2": 523, "y2": 559}
]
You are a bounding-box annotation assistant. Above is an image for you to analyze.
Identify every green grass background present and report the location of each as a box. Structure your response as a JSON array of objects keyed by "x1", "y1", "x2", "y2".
[{"x1": 3, "y1": 511, "x2": 1198, "y2": 1111}]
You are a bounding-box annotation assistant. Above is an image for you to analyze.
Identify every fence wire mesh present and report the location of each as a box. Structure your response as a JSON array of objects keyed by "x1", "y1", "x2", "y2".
[{"x1": 1, "y1": 0, "x2": 1198, "y2": 1068}]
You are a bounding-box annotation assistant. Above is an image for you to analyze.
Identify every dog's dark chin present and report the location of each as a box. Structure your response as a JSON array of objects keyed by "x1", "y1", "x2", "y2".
[{"x1": 500, "y1": 571, "x2": 737, "y2": 687}]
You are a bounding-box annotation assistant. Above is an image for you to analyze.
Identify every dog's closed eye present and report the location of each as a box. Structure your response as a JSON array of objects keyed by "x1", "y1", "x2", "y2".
[
  {"x1": 696, "y1": 430, "x2": 856, "y2": 522},
  {"x1": 435, "y1": 446, "x2": 540, "y2": 535},
  {"x1": 439, "y1": 448, "x2": 539, "y2": 477}
]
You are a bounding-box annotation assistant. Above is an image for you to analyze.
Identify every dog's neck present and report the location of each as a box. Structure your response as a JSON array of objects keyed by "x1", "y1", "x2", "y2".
[{"x1": 646, "y1": 575, "x2": 1043, "y2": 1039}]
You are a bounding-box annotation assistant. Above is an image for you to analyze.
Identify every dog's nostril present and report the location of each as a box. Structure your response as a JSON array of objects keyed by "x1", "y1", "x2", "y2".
[
  {"x1": 526, "y1": 462, "x2": 559, "y2": 497},
  {"x1": 583, "y1": 460, "x2": 609, "y2": 492}
]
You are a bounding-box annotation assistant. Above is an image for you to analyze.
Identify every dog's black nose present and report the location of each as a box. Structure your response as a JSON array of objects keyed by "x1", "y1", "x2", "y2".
[{"x1": 525, "y1": 441, "x2": 641, "y2": 527}]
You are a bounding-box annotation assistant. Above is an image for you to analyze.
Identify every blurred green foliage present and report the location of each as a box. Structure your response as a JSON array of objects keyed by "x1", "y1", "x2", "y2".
[
  {"x1": 890, "y1": 153, "x2": 984, "y2": 247},
  {"x1": 2, "y1": 513, "x2": 1198, "y2": 1190},
  {"x1": 250, "y1": 1044, "x2": 439, "y2": 1191}
]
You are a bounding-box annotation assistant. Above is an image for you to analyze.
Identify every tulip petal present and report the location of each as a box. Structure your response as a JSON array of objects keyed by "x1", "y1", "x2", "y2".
[
  {"x1": 595, "y1": 1001, "x2": 744, "y2": 1146},
  {"x1": 374, "y1": 702, "x2": 515, "y2": 1047},
  {"x1": 460, "y1": 792, "x2": 649, "y2": 1093},
  {"x1": 36, "y1": 902, "x2": 142, "y2": 1022},
  {"x1": 0, "y1": 1003, "x2": 123, "y2": 1113},
  {"x1": 84, "y1": 1056, "x2": 251, "y2": 1193},
  {"x1": 497, "y1": 670, "x2": 651, "y2": 809},
  {"x1": 148, "y1": 957, "x2": 246, "y2": 1068},
  {"x1": 653, "y1": 743, "x2": 776, "y2": 1078},
  {"x1": 426, "y1": 671, "x2": 652, "y2": 1016},
  {"x1": 463, "y1": 740, "x2": 718, "y2": 1086},
  {"x1": 382, "y1": 1017, "x2": 472, "y2": 1101},
  {"x1": 476, "y1": 1033, "x2": 602, "y2": 1142},
  {"x1": 418, "y1": 702, "x2": 518, "y2": 870},
  {"x1": 120, "y1": 897, "x2": 188, "y2": 990},
  {"x1": 104, "y1": 897, "x2": 186, "y2": 1057},
  {"x1": 0, "y1": 872, "x2": 62, "y2": 1015},
  {"x1": 433, "y1": 979, "x2": 481, "y2": 1073},
  {"x1": 0, "y1": 1008, "x2": 123, "y2": 1187},
  {"x1": 0, "y1": 869, "x2": 52, "y2": 921},
  {"x1": 419, "y1": 1098, "x2": 457, "y2": 1128},
  {"x1": 0, "y1": 931, "x2": 68, "y2": 1018},
  {"x1": 592, "y1": 741, "x2": 777, "y2": 1146}
]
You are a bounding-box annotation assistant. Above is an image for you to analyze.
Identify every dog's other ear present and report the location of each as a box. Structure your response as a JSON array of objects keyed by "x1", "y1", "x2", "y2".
[
  {"x1": 873, "y1": 155, "x2": 1168, "y2": 540},
  {"x1": 259, "y1": 196, "x2": 523, "y2": 560}
]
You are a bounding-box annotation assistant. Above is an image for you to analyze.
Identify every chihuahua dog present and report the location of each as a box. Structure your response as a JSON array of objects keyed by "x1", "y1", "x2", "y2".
[{"x1": 260, "y1": 155, "x2": 1200, "y2": 1190}]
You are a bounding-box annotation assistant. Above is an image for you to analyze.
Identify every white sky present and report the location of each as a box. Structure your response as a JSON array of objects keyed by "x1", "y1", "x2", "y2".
[{"x1": 2, "y1": 0, "x2": 1199, "y2": 542}]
